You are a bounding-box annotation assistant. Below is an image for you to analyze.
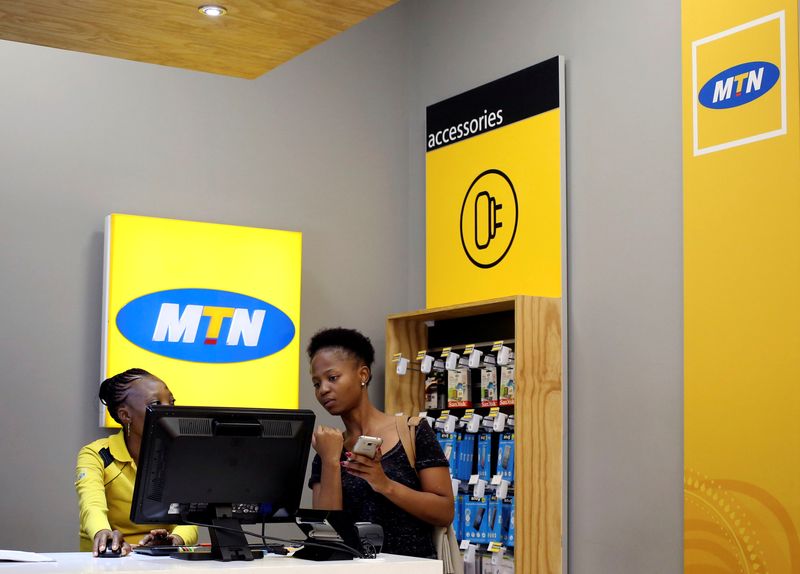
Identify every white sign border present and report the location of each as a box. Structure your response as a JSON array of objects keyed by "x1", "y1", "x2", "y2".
[{"x1": 692, "y1": 10, "x2": 787, "y2": 156}]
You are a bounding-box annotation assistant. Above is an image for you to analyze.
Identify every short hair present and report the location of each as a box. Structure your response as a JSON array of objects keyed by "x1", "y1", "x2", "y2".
[
  {"x1": 98, "y1": 368, "x2": 153, "y2": 424},
  {"x1": 307, "y1": 328, "x2": 375, "y2": 384}
]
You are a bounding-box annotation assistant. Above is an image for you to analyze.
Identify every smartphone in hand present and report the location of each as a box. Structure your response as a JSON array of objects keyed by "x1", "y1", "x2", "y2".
[{"x1": 352, "y1": 435, "x2": 383, "y2": 459}]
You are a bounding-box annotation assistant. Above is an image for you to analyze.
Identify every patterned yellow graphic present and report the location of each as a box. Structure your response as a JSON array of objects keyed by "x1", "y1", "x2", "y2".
[{"x1": 685, "y1": 470, "x2": 800, "y2": 573}]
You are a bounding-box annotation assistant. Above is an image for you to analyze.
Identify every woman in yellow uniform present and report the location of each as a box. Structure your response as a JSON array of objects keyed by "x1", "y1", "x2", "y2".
[{"x1": 75, "y1": 368, "x2": 198, "y2": 556}]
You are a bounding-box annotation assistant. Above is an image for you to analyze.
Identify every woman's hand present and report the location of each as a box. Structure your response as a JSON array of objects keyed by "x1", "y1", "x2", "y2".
[
  {"x1": 92, "y1": 529, "x2": 131, "y2": 557},
  {"x1": 139, "y1": 529, "x2": 185, "y2": 547},
  {"x1": 342, "y1": 447, "x2": 391, "y2": 493},
  {"x1": 312, "y1": 425, "x2": 344, "y2": 463}
]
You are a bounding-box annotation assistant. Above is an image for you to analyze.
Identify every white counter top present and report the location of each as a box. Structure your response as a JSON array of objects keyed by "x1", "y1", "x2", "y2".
[{"x1": 0, "y1": 552, "x2": 441, "y2": 573}]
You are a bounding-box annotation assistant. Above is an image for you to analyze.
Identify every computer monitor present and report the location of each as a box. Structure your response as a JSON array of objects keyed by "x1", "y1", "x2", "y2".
[{"x1": 130, "y1": 405, "x2": 315, "y2": 561}]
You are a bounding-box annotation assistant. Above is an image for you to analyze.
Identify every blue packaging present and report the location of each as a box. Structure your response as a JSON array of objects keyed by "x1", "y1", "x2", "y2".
[
  {"x1": 497, "y1": 432, "x2": 515, "y2": 482},
  {"x1": 476, "y1": 432, "x2": 492, "y2": 481},
  {"x1": 463, "y1": 496, "x2": 489, "y2": 544},
  {"x1": 457, "y1": 432, "x2": 476, "y2": 481},
  {"x1": 486, "y1": 495, "x2": 503, "y2": 543},
  {"x1": 455, "y1": 493, "x2": 464, "y2": 541},
  {"x1": 501, "y1": 496, "x2": 515, "y2": 547},
  {"x1": 437, "y1": 432, "x2": 458, "y2": 477}
]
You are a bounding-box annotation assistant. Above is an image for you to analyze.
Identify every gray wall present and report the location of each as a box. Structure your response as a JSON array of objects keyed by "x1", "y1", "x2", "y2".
[
  {"x1": 0, "y1": 0, "x2": 682, "y2": 571},
  {"x1": 0, "y1": 4, "x2": 409, "y2": 552},
  {"x1": 405, "y1": 1, "x2": 682, "y2": 573}
]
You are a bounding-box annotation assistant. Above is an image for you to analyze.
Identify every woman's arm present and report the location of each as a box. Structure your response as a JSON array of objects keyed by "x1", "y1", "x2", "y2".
[
  {"x1": 311, "y1": 462, "x2": 343, "y2": 510},
  {"x1": 343, "y1": 454, "x2": 454, "y2": 526},
  {"x1": 75, "y1": 447, "x2": 131, "y2": 555},
  {"x1": 75, "y1": 447, "x2": 113, "y2": 542},
  {"x1": 310, "y1": 426, "x2": 344, "y2": 510}
]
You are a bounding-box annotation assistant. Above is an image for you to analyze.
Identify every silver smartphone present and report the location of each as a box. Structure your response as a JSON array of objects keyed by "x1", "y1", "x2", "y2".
[{"x1": 352, "y1": 435, "x2": 383, "y2": 459}]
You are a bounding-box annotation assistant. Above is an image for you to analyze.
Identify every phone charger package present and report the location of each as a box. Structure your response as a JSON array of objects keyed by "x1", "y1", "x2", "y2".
[
  {"x1": 455, "y1": 493, "x2": 465, "y2": 541},
  {"x1": 499, "y1": 365, "x2": 515, "y2": 406},
  {"x1": 448, "y1": 367, "x2": 472, "y2": 408},
  {"x1": 497, "y1": 433, "x2": 515, "y2": 482},
  {"x1": 501, "y1": 496, "x2": 514, "y2": 547},
  {"x1": 457, "y1": 432, "x2": 476, "y2": 481},
  {"x1": 501, "y1": 496, "x2": 515, "y2": 547},
  {"x1": 428, "y1": 371, "x2": 448, "y2": 409},
  {"x1": 437, "y1": 432, "x2": 458, "y2": 477},
  {"x1": 479, "y1": 367, "x2": 499, "y2": 407},
  {"x1": 424, "y1": 375, "x2": 439, "y2": 410},
  {"x1": 463, "y1": 496, "x2": 489, "y2": 544},
  {"x1": 476, "y1": 432, "x2": 493, "y2": 481},
  {"x1": 487, "y1": 496, "x2": 503, "y2": 542}
]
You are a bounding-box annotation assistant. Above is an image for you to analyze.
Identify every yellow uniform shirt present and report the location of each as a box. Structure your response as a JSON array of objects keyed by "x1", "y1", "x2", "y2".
[{"x1": 75, "y1": 430, "x2": 198, "y2": 550}]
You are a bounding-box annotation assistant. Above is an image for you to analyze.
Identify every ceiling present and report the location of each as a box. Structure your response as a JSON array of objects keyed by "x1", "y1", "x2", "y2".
[{"x1": 0, "y1": 0, "x2": 397, "y2": 79}]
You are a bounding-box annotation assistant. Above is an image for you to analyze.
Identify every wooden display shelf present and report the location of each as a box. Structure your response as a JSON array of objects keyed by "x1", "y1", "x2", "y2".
[{"x1": 385, "y1": 295, "x2": 563, "y2": 574}]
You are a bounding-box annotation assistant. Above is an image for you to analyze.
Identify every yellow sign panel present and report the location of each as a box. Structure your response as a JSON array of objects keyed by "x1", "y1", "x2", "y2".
[
  {"x1": 426, "y1": 57, "x2": 565, "y2": 308},
  {"x1": 102, "y1": 214, "x2": 302, "y2": 426},
  {"x1": 684, "y1": 2, "x2": 800, "y2": 572}
]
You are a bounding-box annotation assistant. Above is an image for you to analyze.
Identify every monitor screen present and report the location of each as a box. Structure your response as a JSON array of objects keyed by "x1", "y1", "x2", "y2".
[{"x1": 130, "y1": 405, "x2": 315, "y2": 560}]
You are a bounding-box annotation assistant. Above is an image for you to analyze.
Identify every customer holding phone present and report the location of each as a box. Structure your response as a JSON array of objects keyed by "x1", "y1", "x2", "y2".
[{"x1": 307, "y1": 328, "x2": 454, "y2": 558}]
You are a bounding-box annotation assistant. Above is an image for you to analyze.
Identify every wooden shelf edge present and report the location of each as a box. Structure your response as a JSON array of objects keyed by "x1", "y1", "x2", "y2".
[{"x1": 387, "y1": 295, "x2": 560, "y2": 321}]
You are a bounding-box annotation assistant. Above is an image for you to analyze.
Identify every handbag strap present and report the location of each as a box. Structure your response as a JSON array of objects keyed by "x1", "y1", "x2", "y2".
[
  {"x1": 395, "y1": 414, "x2": 421, "y2": 471},
  {"x1": 396, "y1": 415, "x2": 462, "y2": 573}
]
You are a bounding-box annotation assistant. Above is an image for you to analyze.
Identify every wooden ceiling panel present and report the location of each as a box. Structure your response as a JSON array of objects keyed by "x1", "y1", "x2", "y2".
[{"x1": 0, "y1": 0, "x2": 397, "y2": 79}]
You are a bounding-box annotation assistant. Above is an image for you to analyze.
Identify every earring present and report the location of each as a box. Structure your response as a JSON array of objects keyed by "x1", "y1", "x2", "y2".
[
  {"x1": 125, "y1": 422, "x2": 130, "y2": 437},
  {"x1": 361, "y1": 382, "x2": 366, "y2": 388}
]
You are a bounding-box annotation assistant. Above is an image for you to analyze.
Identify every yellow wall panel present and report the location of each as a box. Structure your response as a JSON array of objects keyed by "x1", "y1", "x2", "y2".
[{"x1": 683, "y1": 1, "x2": 800, "y2": 571}]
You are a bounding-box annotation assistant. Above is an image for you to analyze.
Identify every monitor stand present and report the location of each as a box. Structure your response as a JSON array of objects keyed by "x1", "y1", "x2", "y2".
[{"x1": 173, "y1": 505, "x2": 264, "y2": 562}]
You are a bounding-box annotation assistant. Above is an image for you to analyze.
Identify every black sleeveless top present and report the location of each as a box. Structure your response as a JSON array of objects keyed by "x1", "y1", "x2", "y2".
[{"x1": 308, "y1": 419, "x2": 449, "y2": 557}]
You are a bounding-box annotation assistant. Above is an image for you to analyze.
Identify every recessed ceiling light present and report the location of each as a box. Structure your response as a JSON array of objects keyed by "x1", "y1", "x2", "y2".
[{"x1": 198, "y1": 5, "x2": 227, "y2": 16}]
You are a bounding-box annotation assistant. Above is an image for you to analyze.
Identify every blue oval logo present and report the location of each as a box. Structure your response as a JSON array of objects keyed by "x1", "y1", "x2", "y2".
[
  {"x1": 698, "y1": 61, "x2": 780, "y2": 109},
  {"x1": 116, "y1": 289, "x2": 295, "y2": 363}
]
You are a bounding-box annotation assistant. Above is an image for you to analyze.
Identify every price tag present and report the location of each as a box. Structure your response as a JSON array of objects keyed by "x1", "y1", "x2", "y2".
[
  {"x1": 491, "y1": 340, "x2": 505, "y2": 352},
  {"x1": 416, "y1": 350, "x2": 428, "y2": 361},
  {"x1": 440, "y1": 346, "x2": 452, "y2": 358},
  {"x1": 491, "y1": 474, "x2": 503, "y2": 486},
  {"x1": 392, "y1": 352, "x2": 402, "y2": 363},
  {"x1": 487, "y1": 542, "x2": 504, "y2": 553},
  {"x1": 462, "y1": 408, "x2": 475, "y2": 421},
  {"x1": 469, "y1": 474, "x2": 479, "y2": 485},
  {"x1": 460, "y1": 539, "x2": 471, "y2": 551},
  {"x1": 464, "y1": 344, "x2": 476, "y2": 355}
]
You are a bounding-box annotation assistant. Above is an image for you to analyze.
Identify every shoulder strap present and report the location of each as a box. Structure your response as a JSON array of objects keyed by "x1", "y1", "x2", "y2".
[
  {"x1": 98, "y1": 447, "x2": 114, "y2": 469},
  {"x1": 395, "y1": 414, "x2": 421, "y2": 471}
]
